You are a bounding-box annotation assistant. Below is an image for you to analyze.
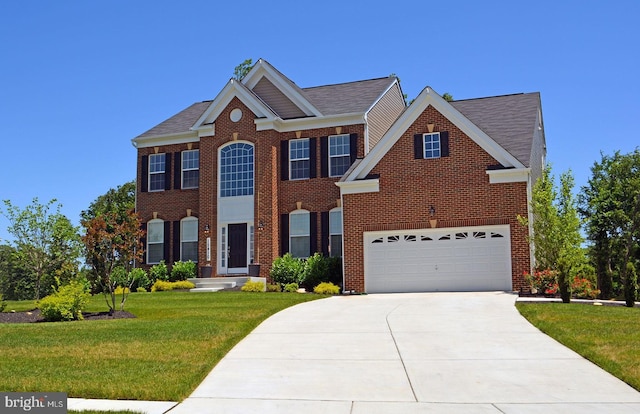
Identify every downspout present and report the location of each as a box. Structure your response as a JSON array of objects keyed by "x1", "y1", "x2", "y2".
[{"x1": 132, "y1": 139, "x2": 139, "y2": 269}]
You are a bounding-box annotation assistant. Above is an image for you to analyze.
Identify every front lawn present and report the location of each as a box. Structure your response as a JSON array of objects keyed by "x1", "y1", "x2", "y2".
[
  {"x1": 0, "y1": 291, "x2": 323, "y2": 401},
  {"x1": 517, "y1": 302, "x2": 640, "y2": 391}
]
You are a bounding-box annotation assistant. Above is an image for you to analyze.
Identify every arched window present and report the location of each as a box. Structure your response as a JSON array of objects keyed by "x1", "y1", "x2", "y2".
[
  {"x1": 219, "y1": 142, "x2": 254, "y2": 197},
  {"x1": 180, "y1": 217, "x2": 198, "y2": 262},
  {"x1": 289, "y1": 209, "x2": 310, "y2": 258},
  {"x1": 147, "y1": 219, "x2": 164, "y2": 264}
]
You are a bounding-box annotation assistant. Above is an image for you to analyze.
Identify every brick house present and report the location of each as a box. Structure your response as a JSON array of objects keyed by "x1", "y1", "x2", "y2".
[{"x1": 132, "y1": 59, "x2": 545, "y2": 293}]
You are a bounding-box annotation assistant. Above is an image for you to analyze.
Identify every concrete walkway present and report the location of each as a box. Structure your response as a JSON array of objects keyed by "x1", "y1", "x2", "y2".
[{"x1": 164, "y1": 292, "x2": 640, "y2": 414}]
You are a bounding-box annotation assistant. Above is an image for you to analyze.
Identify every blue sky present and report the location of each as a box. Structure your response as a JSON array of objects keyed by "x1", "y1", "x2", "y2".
[{"x1": 0, "y1": 1, "x2": 638, "y2": 242}]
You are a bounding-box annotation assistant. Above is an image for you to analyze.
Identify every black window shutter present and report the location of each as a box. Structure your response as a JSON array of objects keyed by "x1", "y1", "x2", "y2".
[
  {"x1": 320, "y1": 212, "x2": 329, "y2": 256},
  {"x1": 309, "y1": 138, "x2": 317, "y2": 178},
  {"x1": 349, "y1": 133, "x2": 358, "y2": 164},
  {"x1": 164, "y1": 153, "x2": 172, "y2": 190},
  {"x1": 414, "y1": 134, "x2": 424, "y2": 159},
  {"x1": 280, "y1": 141, "x2": 289, "y2": 181},
  {"x1": 320, "y1": 136, "x2": 328, "y2": 177},
  {"x1": 174, "y1": 152, "x2": 182, "y2": 190},
  {"x1": 141, "y1": 155, "x2": 148, "y2": 192},
  {"x1": 309, "y1": 212, "x2": 318, "y2": 255},
  {"x1": 173, "y1": 221, "x2": 181, "y2": 263},
  {"x1": 440, "y1": 131, "x2": 450, "y2": 157},
  {"x1": 280, "y1": 213, "x2": 289, "y2": 255},
  {"x1": 163, "y1": 221, "x2": 171, "y2": 263},
  {"x1": 140, "y1": 223, "x2": 147, "y2": 264}
]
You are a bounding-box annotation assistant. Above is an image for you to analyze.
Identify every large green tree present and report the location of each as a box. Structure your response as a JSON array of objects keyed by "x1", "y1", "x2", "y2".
[
  {"x1": 81, "y1": 180, "x2": 135, "y2": 223},
  {"x1": 523, "y1": 165, "x2": 584, "y2": 302},
  {"x1": 579, "y1": 150, "x2": 640, "y2": 305},
  {"x1": 1, "y1": 198, "x2": 82, "y2": 299}
]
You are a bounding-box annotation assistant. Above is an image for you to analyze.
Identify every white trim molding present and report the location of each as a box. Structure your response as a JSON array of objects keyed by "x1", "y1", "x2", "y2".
[
  {"x1": 335, "y1": 178, "x2": 379, "y2": 195},
  {"x1": 486, "y1": 168, "x2": 530, "y2": 184}
]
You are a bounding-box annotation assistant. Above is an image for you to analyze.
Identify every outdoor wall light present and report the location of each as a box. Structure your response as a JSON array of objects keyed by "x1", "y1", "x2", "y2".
[
  {"x1": 258, "y1": 221, "x2": 265, "y2": 231},
  {"x1": 429, "y1": 205, "x2": 436, "y2": 216},
  {"x1": 204, "y1": 224, "x2": 210, "y2": 233}
]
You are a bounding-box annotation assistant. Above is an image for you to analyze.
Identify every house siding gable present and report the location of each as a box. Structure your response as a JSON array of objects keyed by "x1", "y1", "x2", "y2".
[
  {"x1": 252, "y1": 77, "x2": 307, "y2": 119},
  {"x1": 366, "y1": 83, "x2": 406, "y2": 152}
]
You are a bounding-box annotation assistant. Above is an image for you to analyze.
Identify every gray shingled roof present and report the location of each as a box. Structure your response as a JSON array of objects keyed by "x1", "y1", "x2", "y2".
[
  {"x1": 451, "y1": 92, "x2": 540, "y2": 167},
  {"x1": 302, "y1": 77, "x2": 397, "y2": 115},
  {"x1": 136, "y1": 101, "x2": 212, "y2": 139}
]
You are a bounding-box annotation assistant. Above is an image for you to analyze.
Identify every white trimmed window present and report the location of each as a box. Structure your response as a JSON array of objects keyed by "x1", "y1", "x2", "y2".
[
  {"x1": 290, "y1": 210, "x2": 310, "y2": 258},
  {"x1": 147, "y1": 219, "x2": 164, "y2": 264},
  {"x1": 289, "y1": 139, "x2": 309, "y2": 180},
  {"x1": 329, "y1": 208, "x2": 342, "y2": 258},
  {"x1": 220, "y1": 142, "x2": 254, "y2": 197},
  {"x1": 423, "y1": 133, "x2": 441, "y2": 159},
  {"x1": 149, "y1": 154, "x2": 166, "y2": 191},
  {"x1": 180, "y1": 217, "x2": 198, "y2": 262},
  {"x1": 329, "y1": 134, "x2": 350, "y2": 177},
  {"x1": 182, "y1": 150, "x2": 199, "y2": 189}
]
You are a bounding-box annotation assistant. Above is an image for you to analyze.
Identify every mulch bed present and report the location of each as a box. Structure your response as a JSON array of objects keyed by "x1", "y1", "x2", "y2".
[{"x1": 0, "y1": 309, "x2": 136, "y2": 324}]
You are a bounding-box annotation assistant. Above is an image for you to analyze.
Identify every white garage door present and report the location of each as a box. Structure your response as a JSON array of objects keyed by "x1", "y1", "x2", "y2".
[{"x1": 364, "y1": 225, "x2": 512, "y2": 293}]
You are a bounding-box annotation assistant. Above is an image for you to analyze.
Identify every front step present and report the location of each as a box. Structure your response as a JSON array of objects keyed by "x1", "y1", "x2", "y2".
[{"x1": 188, "y1": 276, "x2": 266, "y2": 292}]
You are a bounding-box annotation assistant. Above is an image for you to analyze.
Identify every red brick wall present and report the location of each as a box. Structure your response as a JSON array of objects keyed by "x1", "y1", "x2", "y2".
[
  {"x1": 136, "y1": 143, "x2": 200, "y2": 271},
  {"x1": 342, "y1": 105, "x2": 530, "y2": 292},
  {"x1": 138, "y1": 96, "x2": 367, "y2": 279}
]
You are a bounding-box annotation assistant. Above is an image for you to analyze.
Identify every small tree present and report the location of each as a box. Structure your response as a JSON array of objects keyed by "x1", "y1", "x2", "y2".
[
  {"x1": 521, "y1": 166, "x2": 584, "y2": 302},
  {"x1": 81, "y1": 210, "x2": 144, "y2": 313},
  {"x1": 1, "y1": 198, "x2": 81, "y2": 299}
]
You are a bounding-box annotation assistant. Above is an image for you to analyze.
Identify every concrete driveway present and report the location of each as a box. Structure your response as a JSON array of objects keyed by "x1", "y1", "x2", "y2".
[{"x1": 170, "y1": 292, "x2": 640, "y2": 414}]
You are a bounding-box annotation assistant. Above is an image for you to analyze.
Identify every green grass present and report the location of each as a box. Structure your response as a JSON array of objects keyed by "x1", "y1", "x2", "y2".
[
  {"x1": 517, "y1": 302, "x2": 640, "y2": 391},
  {"x1": 3, "y1": 299, "x2": 37, "y2": 312},
  {"x1": 0, "y1": 291, "x2": 322, "y2": 401}
]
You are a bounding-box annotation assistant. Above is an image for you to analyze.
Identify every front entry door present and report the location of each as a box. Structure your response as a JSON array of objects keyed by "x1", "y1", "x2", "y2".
[{"x1": 228, "y1": 223, "x2": 247, "y2": 269}]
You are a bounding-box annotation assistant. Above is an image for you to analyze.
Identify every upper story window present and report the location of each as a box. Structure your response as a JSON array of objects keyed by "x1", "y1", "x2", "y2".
[
  {"x1": 180, "y1": 217, "x2": 198, "y2": 262},
  {"x1": 149, "y1": 154, "x2": 166, "y2": 191},
  {"x1": 289, "y1": 210, "x2": 310, "y2": 259},
  {"x1": 289, "y1": 139, "x2": 309, "y2": 180},
  {"x1": 220, "y1": 143, "x2": 254, "y2": 197},
  {"x1": 423, "y1": 133, "x2": 441, "y2": 159},
  {"x1": 329, "y1": 134, "x2": 351, "y2": 177},
  {"x1": 182, "y1": 150, "x2": 199, "y2": 189},
  {"x1": 147, "y1": 219, "x2": 164, "y2": 264}
]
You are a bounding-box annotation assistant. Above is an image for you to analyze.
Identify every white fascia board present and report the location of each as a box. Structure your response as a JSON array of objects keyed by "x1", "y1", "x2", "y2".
[
  {"x1": 344, "y1": 86, "x2": 526, "y2": 182},
  {"x1": 255, "y1": 113, "x2": 365, "y2": 132},
  {"x1": 195, "y1": 124, "x2": 215, "y2": 138},
  {"x1": 486, "y1": 168, "x2": 530, "y2": 184},
  {"x1": 335, "y1": 179, "x2": 379, "y2": 195},
  {"x1": 191, "y1": 80, "x2": 276, "y2": 130},
  {"x1": 131, "y1": 131, "x2": 199, "y2": 149},
  {"x1": 243, "y1": 61, "x2": 322, "y2": 117}
]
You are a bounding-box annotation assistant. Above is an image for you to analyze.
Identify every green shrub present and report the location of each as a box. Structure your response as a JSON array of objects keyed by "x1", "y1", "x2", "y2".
[
  {"x1": 0, "y1": 294, "x2": 5, "y2": 312},
  {"x1": 170, "y1": 261, "x2": 197, "y2": 282},
  {"x1": 283, "y1": 283, "x2": 299, "y2": 293},
  {"x1": 313, "y1": 282, "x2": 340, "y2": 295},
  {"x1": 301, "y1": 253, "x2": 329, "y2": 291},
  {"x1": 624, "y1": 262, "x2": 638, "y2": 307},
  {"x1": 266, "y1": 283, "x2": 281, "y2": 292},
  {"x1": 136, "y1": 287, "x2": 147, "y2": 293},
  {"x1": 326, "y1": 256, "x2": 343, "y2": 287},
  {"x1": 151, "y1": 280, "x2": 195, "y2": 292},
  {"x1": 241, "y1": 280, "x2": 265, "y2": 292},
  {"x1": 271, "y1": 254, "x2": 304, "y2": 286},
  {"x1": 149, "y1": 261, "x2": 169, "y2": 283},
  {"x1": 38, "y1": 280, "x2": 90, "y2": 322},
  {"x1": 130, "y1": 268, "x2": 151, "y2": 291}
]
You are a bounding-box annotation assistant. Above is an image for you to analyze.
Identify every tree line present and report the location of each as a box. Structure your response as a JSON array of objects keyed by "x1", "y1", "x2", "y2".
[{"x1": 525, "y1": 149, "x2": 639, "y2": 306}]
